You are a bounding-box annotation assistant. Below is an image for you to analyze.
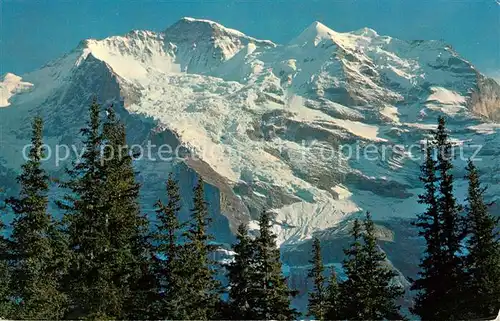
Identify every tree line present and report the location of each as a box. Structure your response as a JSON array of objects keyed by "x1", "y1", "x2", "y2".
[{"x1": 0, "y1": 99, "x2": 498, "y2": 320}]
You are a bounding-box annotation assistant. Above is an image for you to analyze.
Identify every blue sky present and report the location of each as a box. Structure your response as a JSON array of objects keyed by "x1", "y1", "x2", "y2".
[{"x1": 1, "y1": 0, "x2": 499, "y2": 77}]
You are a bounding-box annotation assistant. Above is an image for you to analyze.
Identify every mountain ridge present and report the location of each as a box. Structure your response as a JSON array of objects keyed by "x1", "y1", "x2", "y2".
[
  {"x1": 1, "y1": 20, "x2": 500, "y2": 308},
  {"x1": 2, "y1": 18, "x2": 500, "y2": 228}
]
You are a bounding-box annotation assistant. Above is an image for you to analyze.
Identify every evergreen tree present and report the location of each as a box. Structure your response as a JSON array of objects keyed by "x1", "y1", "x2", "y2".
[
  {"x1": 325, "y1": 269, "x2": 340, "y2": 321},
  {"x1": 181, "y1": 178, "x2": 221, "y2": 320},
  {"x1": 126, "y1": 257, "x2": 158, "y2": 320},
  {"x1": 100, "y1": 107, "x2": 150, "y2": 319},
  {"x1": 338, "y1": 219, "x2": 364, "y2": 320},
  {"x1": 434, "y1": 116, "x2": 467, "y2": 318},
  {"x1": 464, "y1": 160, "x2": 500, "y2": 318},
  {"x1": 152, "y1": 173, "x2": 185, "y2": 319},
  {"x1": 307, "y1": 237, "x2": 328, "y2": 321},
  {"x1": 6, "y1": 117, "x2": 67, "y2": 319},
  {"x1": 226, "y1": 223, "x2": 257, "y2": 320},
  {"x1": 0, "y1": 245, "x2": 11, "y2": 318},
  {"x1": 412, "y1": 117, "x2": 468, "y2": 320},
  {"x1": 0, "y1": 197, "x2": 13, "y2": 318},
  {"x1": 57, "y1": 99, "x2": 119, "y2": 319},
  {"x1": 250, "y1": 211, "x2": 298, "y2": 320},
  {"x1": 435, "y1": 118, "x2": 466, "y2": 274},
  {"x1": 359, "y1": 212, "x2": 403, "y2": 320},
  {"x1": 340, "y1": 215, "x2": 403, "y2": 320},
  {"x1": 411, "y1": 143, "x2": 444, "y2": 319},
  {"x1": 59, "y1": 102, "x2": 151, "y2": 319}
]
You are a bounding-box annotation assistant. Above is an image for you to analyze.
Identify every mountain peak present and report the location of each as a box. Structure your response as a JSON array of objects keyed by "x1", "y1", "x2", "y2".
[
  {"x1": 166, "y1": 17, "x2": 275, "y2": 46},
  {"x1": 169, "y1": 17, "x2": 246, "y2": 38},
  {"x1": 291, "y1": 20, "x2": 337, "y2": 46},
  {"x1": 309, "y1": 21, "x2": 332, "y2": 32},
  {"x1": 162, "y1": 17, "x2": 275, "y2": 73}
]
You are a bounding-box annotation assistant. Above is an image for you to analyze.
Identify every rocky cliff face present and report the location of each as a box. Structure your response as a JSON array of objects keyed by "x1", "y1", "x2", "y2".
[
  {"x1": 469, "y1": 75, "x2": 500, "y2": 121},
  {"x1": 1, "y1": 17, "x2": 499, "y2": 313}
]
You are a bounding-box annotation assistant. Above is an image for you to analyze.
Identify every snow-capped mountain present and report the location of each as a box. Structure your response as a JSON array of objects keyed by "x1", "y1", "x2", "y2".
[
  {"x1": 1, "y1": 17, "x2": 500, "y2": 309},
  {"x1": 0, "y1": 73, "x2": 33, "y2": 108}
]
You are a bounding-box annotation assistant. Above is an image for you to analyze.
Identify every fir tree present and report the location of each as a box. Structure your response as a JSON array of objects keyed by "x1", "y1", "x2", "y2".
[
  {"x1": 464, "y1": 160, "x2": 500, "y2": 318},
  {"x1": 152, "y1": 173, "x2": 185, "y2": 319},
  {"x1": 412, "y1": 117, "x2": 469, "y2": 320},
  {"x1": 435, "y1": 117, "x2": 464, "y2": 250},
  {"x1": 126, "y1": 257, "x2": 158, "y2": 320},
  {"x1": 100, "y1": 107, "x2": 150, "y2": 319},
  {"x1": 411, "y1": 143, "x2": 444, "y2": 320},
  {"x1": 307, "y1": 237, "x2": 328, "y2": 321},
  {"x1": 226, "y1": 223, "x2": 256, "y2": 320},
  {"x1": 359, "y1": 212, "x2": 403, "y2": 320},
  {"x1": 0, "y1": 246, "x2": 11, "y2": 318},
  {"x1": 59, "y1": 103, "x2": 150, "y2": 319},
  {"x1": 0, "y1": 197, "x2": 13, "y2": 318},
  {"x1": 338, "y1": 219, "x2": 364, "y2": 320},
  {"x1": 325, "y1": 269, "x2": 340, "y2": 321},
  {"x1": 57, "y1": 99, "x2": 119, "y2": 319},
  {"x1": 6, "y1": 117, "x2": 67, "y2": 319},
  {"x1": 340, "y1": 215, "x2": 403, "y2": 320},
  {"x1": 434, "y1": 116, "x2": 467, "y2": 318},
  {"x1": 181, "y1": 178, "x2": 221, "y2": 320},
  {"x1": 251, "y1": 211, "x2": 298, "y2": 320}
]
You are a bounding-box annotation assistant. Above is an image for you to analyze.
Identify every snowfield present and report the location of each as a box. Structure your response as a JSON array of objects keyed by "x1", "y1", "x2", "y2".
[{"x1": 0, "y1": 73, "x2": 34, "y2": 107}]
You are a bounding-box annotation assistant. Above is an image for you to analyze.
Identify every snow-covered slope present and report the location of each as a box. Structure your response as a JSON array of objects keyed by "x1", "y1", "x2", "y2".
[
  {"x1": 2, "y1": 17, "x2": 500, "y2": 240},
  {"x1": 0, "y1": 73, "x2": 33, "y2": 107},
  {"x1": 1, "y1": 18, "x2": 499, "y2": 308}
]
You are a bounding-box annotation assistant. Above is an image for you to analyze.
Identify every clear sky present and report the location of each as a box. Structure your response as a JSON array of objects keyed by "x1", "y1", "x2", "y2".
[{"x1": 1, "y1": 0, "x2": 499, "y2": 77}]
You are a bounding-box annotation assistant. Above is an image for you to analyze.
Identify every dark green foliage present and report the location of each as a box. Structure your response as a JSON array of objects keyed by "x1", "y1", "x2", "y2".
[
  {"x1": 359, "y1": 213, "x2": 403, "y2": 320},
  {"x1": 57, "y1": 99, "x2": 116, "y2": 319},
  {"x1": 180, "y1": 178, "x2": 222, "y2": 320},
  {"x1": 250, "y1": 211, "x2": 298, "y2": 320},
  {"x1": 226, "y1": 215, "x2": 298, "y2": 321},
  {"x1": 325, "y1": 269, "x2": 340, "y2": 321},
  {"x1": 151, "y1": 173, "x2": 185, "y2": 319},
  {"x1": 412, "y1": 117, "x2": 468, "y2": 320},
  {"x1": 338, "y1": 219, "x2": 364, "y2": 319},
  {"x1": 434, "y1": 118, "x2": 466, "y2": 318},
  {"x1": 435, "y1": 117, "x2": 464, "y2": 257},
  {"x1": 58, "y1": 101, "x2": 148, "y2": 319},
  {"x1": 0, "y1": 253, "x2": 11, "y2": 318},
  {"x1": 6, "y1": 117, "x2": 67, "y2": 319},
  {"x1": 339, "y1": 214, "x2": 403, "y2": 320},
  {"x1": 0, "y1": 198, "x2": 13, "y2": 317},
  {"x1": 226, "y1": 223, "x2": 256, "y2": 320},
  {"x1": 307, "y1": 237, "x2": 328, "y2": 320},
  {"x1": 101, "y1": 107, "x2": 151, "y2": 319},
  {"x1": 464, "y1": 160, "x2": 500, "y2": 318},
  {"x1": 411, "y1": 144, "x2": 444, "y2": 319}
]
